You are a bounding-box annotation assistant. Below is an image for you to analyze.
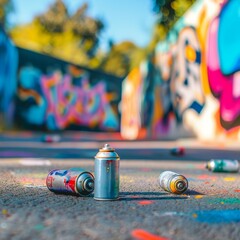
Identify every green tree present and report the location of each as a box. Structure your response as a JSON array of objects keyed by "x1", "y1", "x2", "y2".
[
  {"x1": 10, "y1": 0, "x2": 104, "y2": 68},
  {"x1": 68, "y1": 3, "x2": 104, "y2": 57},
  {"x1": 38, "y1": 0, "x2": 68, "y2": 33},
  {"x1": 9, "y1": 0, "x2": 150, "y2": 76},
  {"x1": 100, "y1": 41, "x2": 146, "y2": 77},
  {"x1": 153, "y1": 0, "x2": 195, "y2": 30},
  {"x1": 149, "y1": 0, "x2": 196, "y2": 50}
]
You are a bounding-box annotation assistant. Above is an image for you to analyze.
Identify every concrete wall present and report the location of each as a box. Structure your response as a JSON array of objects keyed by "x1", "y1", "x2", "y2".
[
  {"x1": 0, "y1": 33, "x2": 123, "y2": 131},
  {"x1": 15, "y1": 48, "x2": 123, "y2": 131},
  {"x1": 121, "y1": 0, "x2": 240, "y2": 141}
]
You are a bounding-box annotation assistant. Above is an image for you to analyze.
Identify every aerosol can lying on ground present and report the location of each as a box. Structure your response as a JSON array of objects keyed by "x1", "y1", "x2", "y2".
[
  {"x1": 94, "y1": 144, "x2": 120, "y2": 200},
  {"x1": 206, "y1": 159, "x2": 239, "y2": 173},
  {"x1": 170, "y1": 147, "x2": 185, "y2": 156},
  {"x1": 159, "y1": 171, "x2": 188, "y2": 194},
  {"x1": 46, "y1": 168, "x2": 94, "y2": 196}
]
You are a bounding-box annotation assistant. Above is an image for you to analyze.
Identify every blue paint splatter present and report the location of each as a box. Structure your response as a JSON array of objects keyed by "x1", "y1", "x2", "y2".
[{"x1": 194, "y1": 210, "x2": 240, "y2": 223}]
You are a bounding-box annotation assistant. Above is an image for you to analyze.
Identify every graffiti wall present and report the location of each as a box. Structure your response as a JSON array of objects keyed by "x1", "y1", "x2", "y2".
[
  {"x1": 0, "y1": 26, "x2": 18, "y2": 127},
  {"x1": 16, "y1": 48, "x2": 123, "y2": 131},
  {"x1": 121, "y1": 0, "x2": 240, "y2": 140}
]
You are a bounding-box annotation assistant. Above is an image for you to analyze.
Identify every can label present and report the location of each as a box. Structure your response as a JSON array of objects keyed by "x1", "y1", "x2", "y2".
[
  {"x1": 46, "y1": 169, "x2": 79, "y2": 194},
  {"x1": 94, "y1": 159, "x2": 119, "y2": 200},
  {"x1": 212, "y1": 160, "x2": 239, "y2": 172},
  {"x1": 159, "y1": 171, "x2": 177, "y2": 192}
]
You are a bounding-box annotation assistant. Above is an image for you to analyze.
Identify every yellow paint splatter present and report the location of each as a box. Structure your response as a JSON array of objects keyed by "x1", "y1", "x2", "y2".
[
  {"x1": 195, "y1": 195, "x2": 203, "y2": 199},
  {"x1": 221, "y1": 202, "x2": 224, "y2": 204},
  {"x1": 2, "y1": 209, "x2": 8, "y2": 215},
  {"x1": 192, "y1": 213, "x2": 198, "y2": 218},
  {"x1": 224, "y1": 177, "x2": 236, "y2": 182}
]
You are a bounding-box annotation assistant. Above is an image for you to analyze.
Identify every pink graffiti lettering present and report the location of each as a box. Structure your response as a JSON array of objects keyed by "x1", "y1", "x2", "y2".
[
  {"x1": 207, "y1": 17, "x2": 240, "y2": 125},
  {"x1": 41, "y1": 71, "x2": 117, "y2": 130}
]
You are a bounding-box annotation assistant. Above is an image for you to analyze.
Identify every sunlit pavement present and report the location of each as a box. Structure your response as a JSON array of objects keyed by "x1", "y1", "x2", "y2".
[{"x1": 0, "y1": 132, "x2": 240, "y2": 240}]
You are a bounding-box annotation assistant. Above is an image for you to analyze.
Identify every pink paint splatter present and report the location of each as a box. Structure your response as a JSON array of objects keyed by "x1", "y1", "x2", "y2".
[
  {"x1": 197, "y1": 164, "x2": 207, "y2": 170},
  {"x1": 131, "y1": 229, "x2": 170, "y2": 240},
  {"x1": 131, "y1": 196, "x2": 140, "y2": 199},
  {"x1": 197, "y1": 175, "x2": 217, "y2": 180},
  {"x1": 140, "y1": 168, "x2": 152, "y2": 172}
]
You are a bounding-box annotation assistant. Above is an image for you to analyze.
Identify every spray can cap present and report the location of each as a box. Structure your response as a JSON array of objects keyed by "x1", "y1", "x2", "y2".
[
  {"x1": 95, "y1": 144, "x2": 120, "y2": 159},
  {"x1": 100, "y1": 144, "x2": 114, "y2": 151}
]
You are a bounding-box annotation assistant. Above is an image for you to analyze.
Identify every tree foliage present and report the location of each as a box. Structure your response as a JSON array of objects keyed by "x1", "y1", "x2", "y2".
[
  {"x1": 100, "y1": 41, "x2": 147, "y2": 77},
  {"x1": 38, "y1": 0, "x2": 68, "y2": 33},
  {"x1": 7, "y1": 0, "x2": 198, "y2": 77},
  {"x1": 153, "y1": 0, "x2": 195, "y2": 30},
  {"x1": 10, "y1": 0, "x2": 105, "y2": 69},
  {"x1": 9, "y1": 0, "x2": 147, "y2": 77},
  {"x1": 8, "y1": 0, "x2": 145, "y2": 77},
  {"x1": 148, "y1": 0, "x2": 196, "y2": 50}
]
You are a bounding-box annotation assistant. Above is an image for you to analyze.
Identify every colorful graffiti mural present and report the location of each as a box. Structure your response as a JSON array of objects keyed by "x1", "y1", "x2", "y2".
[
  {"x1": 0, "y1": 26, "x2": 18, "y2": 127},
  {"x1": 207, "y1": 0, "x2": 240, "y2": 130},
  {"x1": 1, "y1": 0, "x2": 240, "y2": 137},
  {"x1": 121, "y1": 0, "x2": 240, "y2": 140},
  {"x1": 16, "y1": 48, "x2": 123, "y2": 131},
  {"x1": 121, "y1": 67, "x2": 143, "y2": 140}
]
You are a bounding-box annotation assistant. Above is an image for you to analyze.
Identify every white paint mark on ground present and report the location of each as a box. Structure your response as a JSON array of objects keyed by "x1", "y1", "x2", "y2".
[
  {"x1": 19, "y1": 159, "x2": 51, "y2": 166},
  {"x1": 153, "y1": 211, "x2": 188, "y2": 217},
  {"x1": 24, "y1": 184, "x2": 48, "y2": 189}
]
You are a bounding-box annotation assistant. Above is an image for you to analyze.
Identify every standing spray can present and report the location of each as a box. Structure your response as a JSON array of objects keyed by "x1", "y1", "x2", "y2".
[
  {"x1": 94, "y1": 144, "x2": 120, "y2": 200},
  {"x1": 46, "y1": 168, "x2": 94, "y2": 196},
  {"x1": 206, "y1": 159, "x2": 239, "y2": 173},
  {"x1": 159, "y1": 171, "x2": 188, "y2": 194}
]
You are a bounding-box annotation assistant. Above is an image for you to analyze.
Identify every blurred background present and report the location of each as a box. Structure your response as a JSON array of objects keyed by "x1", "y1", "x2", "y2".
[{"x1": 0, "y1": 0, "x2": 239, "y2": 142}]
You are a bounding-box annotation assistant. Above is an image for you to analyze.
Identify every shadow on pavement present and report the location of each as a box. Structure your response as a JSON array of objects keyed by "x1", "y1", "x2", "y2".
[
  {"x1": 185, "y1": 189, "x2": 205, "y2": 196},
  {"x1": 119, "y1": 191, "x2": 189, "y2": 201}
]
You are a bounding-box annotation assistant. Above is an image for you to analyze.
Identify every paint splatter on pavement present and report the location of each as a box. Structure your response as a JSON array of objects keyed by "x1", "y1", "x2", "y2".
[
  {"x1": 193, "y1": 210, "x2": 240, "y2": 223},
  {"x1": 223, "y1": 177, "x2": 236, "y2": 182},
  {"x1": 131, "y1": 229, "x2": 170, "y2": 240},
  {"x1": 194, "y1": 195, "x2": 204, "y2": 199},
  {"x1": 137, "y1": 200, "x2": 154, "y2": 205},
  {"x1": 0, "y1": 134, "x2": 240, "y2": 239}
]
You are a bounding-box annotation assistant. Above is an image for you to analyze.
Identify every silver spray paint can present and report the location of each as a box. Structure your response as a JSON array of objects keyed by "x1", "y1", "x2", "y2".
[
  {"x1": 46, "y1": 168, "x2": 94, "y2": 196},
  {"x1": 206, "y1": 159, "x2": 239, "y2": 172},
  {"x1": 159, "y1": 171, "x2": 188, "y2": 194},
  {"x1": 94, "y1": 144, "x2": 120, "y2": 200}
]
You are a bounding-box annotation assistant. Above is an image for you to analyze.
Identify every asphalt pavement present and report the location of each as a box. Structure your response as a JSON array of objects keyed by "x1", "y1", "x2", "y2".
[{"x1": 0, "y1": 131, "x2": 240, "y2": 240}]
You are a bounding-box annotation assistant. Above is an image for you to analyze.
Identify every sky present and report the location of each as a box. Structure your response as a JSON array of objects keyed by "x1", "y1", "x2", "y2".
[{"x1": 10, "y1": 0, "x2": 157, "y2": 50}]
